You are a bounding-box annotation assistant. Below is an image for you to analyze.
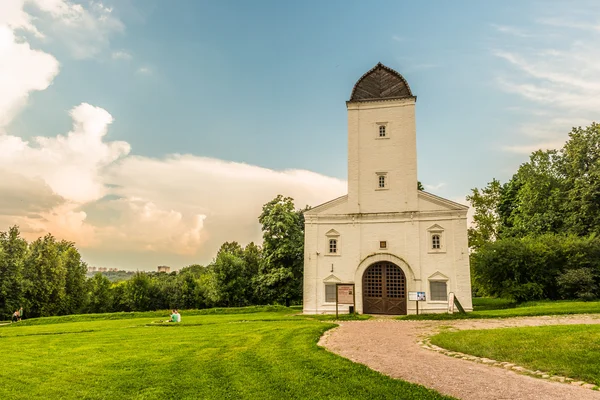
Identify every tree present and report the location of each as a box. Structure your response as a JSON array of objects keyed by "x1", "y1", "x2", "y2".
[
  {"x1": 0, "y1": 226, "x2": 28, "y2": 318},
  {"x1": 256, "y1": 195, "x2": 306, "y2": 306},
  {"x1": 125, "y1": 272, "x2": 153, "y2": 311},
  {"x1": 499, "y1": 150, "x2": 565, "y2": 238},
  {"x1": 23, "y1": 234, "x2": 67, "y2": 317},
  {"x1": 60, "y1": 241, "x2": 89, "y2": 314},
  {"x1": 466, "y1": 179, "x2": 502, "y2": 250},
  {"x1": 87, "y1": 273, "x2": 113, "y2": 313},
  {"x1": 206, "y1": 252, "x2": 247, "y2": 307},
  {"x1": 561, "y1": 123, "x2": 600, "y2": 236}
]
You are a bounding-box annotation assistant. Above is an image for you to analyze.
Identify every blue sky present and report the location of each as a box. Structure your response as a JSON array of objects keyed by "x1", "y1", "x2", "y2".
[{"x1": 2, "y1": 0, "x2": 599, "y2": 270}]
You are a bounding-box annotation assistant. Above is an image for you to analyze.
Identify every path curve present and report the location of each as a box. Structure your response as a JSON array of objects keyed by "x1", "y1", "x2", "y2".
[{"x1": 319, "y1": 314, "x2": 600, "y2": 400}]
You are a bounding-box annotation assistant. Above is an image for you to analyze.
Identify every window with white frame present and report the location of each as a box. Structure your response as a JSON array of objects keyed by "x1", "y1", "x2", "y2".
[
  {"x1": 325, "y1": 284, "x2": 336, "y2": 302},
  {"x1": 427, "y1": 225, "x2": 444, "y2": 252},
  {"x1": 430, "y1": 281, "x2": 448, "y2": 301},
  {"x1": 378, "y1": 175, "x2": 386, "y2": 188},
  {"x1": 329, "y1": 239, "x2": 337, "y2": 254},
  {"x1": 432, "y1": 234, "x2": 441, "y2": 249},
  {"x1": 379, "y1": 125, "x2": 386, "y2": 137}
]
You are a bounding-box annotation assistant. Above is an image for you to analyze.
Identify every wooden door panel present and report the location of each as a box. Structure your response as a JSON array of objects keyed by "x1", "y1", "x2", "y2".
[{"x1": 363, "y1": 262, "x2": 407, "y2": 315}]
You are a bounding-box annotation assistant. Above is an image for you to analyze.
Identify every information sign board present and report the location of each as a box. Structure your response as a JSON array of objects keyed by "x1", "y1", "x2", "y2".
[
  {"x1": 337, "y1": 284, "x2": 355, "y2": 304},
  {"x1": 408, "y1": 291, "x2": 426, "y2": 301}
]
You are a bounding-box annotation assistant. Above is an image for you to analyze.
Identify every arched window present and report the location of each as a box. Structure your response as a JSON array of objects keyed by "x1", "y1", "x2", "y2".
[
  {"x1": 379, "y1": 125, "x2": 386, "y2": 137},
  {"x1": 432, "y1": 234, "x2": 441, "y2": 249},
  {"x1": 378, "y1": 175, "x2": 386, "y2": 188},
  {"x1": 329, "y1": 239, "x2": 337, "y2": 254}
]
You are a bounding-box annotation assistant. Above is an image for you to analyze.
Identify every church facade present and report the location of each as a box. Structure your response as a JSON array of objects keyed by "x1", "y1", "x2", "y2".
[{"x1": 303, "y1": 63, "x2": 472, "y2": 315}]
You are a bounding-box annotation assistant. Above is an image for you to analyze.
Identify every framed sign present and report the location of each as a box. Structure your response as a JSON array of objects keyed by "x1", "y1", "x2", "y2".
[
  {"x1": 408, "y1": 291, "x2": 426, "y2": 301},
  {"x1": 335, "y1": 283, "x2": 355, "y2": 318},
  {"x1": 337, "y1": 284, "x2": 354, "y2": 304}
]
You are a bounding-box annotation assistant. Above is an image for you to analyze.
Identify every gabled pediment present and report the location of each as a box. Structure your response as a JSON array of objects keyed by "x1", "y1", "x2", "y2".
[
  {"x1": 325, "y1": 229, "x2": 340, "y2": 237},
  {"x1": 428, "y1": 271, "x2": 449, "y2": 281},
  {"x1": 304, "y1": 195, "x2": 349, "y2": 215},
  {"x1": 418, "y1": 191, "x2": 469, "y2": 211},
  {"x1": 323, "y1": 274, "x2": 342, "y2": 283},
  {"x1": 427, "y1": 224, "x2": 444, "y2": 232}
]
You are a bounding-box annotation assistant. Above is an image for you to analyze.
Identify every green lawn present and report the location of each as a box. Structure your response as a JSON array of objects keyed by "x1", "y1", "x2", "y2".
[
  {"x1": 430, "y1": 324, "x2": 600, "y2": 386},
  {"x1": 401, "y1": 299, "x2": 600, "y2": 320},
  {"x1": 1, "y1": 307, "x2": 451, "y2": 400}
]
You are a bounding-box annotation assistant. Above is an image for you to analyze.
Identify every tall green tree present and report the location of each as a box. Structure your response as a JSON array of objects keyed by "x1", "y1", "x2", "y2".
[
  {"x1": 60, "y1": 241, "x2": 89, "y2": 314},
  {"x1": 466, "y1": 179, "x2": 502, "y2": 250},
  {"x1": 23, "y1": 234, "x2": 67, "y2": 317},
  {"x1": 125, "y1": 272, "x2": 153, "y2": 311},
  {"x1": 256, "y1": 195, "x2": 306, "y2": 306},
  {"x1": 561, "y1": 123, "x2": 600, "y2": 236},
  {"x1": 87, "y1": 273, "x2": 113, "y2": 313},
  {"x1": 500, "y1": 150, "x2": 565, "y2": 237},
  {"x1": 206, "y1": 252, "x2": 247, "y2": 307},
  {"x1": 0, "y1": 226, "x2": 28, "y2": 318}
]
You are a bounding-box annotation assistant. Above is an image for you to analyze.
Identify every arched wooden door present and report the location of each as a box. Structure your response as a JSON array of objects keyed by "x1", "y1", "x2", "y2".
[{"x1": 362, "y1": 262, "x2": 407, "y2": 315}]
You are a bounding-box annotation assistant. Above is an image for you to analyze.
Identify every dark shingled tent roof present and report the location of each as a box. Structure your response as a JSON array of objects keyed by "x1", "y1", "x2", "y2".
[{"x1": 349, "y1": 62, "x2": 414, "y2": 102}]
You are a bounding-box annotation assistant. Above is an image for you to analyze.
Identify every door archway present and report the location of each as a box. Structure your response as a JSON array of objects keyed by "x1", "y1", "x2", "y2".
[{"x1": 362, "y1": 262, "x2": 407, "y2": 315}]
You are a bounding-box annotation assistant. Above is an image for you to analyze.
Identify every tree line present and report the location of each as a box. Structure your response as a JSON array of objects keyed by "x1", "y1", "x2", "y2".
[
  {"x1": 0, "y1": 195, "x2": 306, "y2": 319},
  {"x1": 469, "y1": 123, "x2": 600, "y2": 301}
]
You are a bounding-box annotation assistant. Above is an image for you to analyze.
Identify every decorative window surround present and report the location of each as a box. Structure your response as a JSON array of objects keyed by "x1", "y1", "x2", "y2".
[
  {"x1": 376, "y1": 122, "x2": 389, "y2": 139},
  {"x1": 427, "y1": 224, "x2": 445, "y2": 253},
  {"x1": 428, "y1": 271, "x2": 449, "y2": 302},
  {"x1": 325, "y1": 229, "x2": 341, "y2": 256},
  {"x1": 376, "y1": 172, "x2": 388, "y2": 190}
]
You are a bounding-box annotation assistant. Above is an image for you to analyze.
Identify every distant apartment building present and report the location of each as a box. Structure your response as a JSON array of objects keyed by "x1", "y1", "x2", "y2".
[{"x1": 157, "y1": 266, "x2": 171, "y2": 273}]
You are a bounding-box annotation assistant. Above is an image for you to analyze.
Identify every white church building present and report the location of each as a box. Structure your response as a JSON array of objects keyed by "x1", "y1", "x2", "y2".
[{"x1": 303, "y1": 63, "x2": 472, "y2": 315}]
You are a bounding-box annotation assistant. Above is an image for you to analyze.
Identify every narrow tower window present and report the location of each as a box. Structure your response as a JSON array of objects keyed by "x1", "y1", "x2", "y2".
[
  {"x1": 379, "y1": 125, "x2": 386, "y2": 137},
  {"x1": 329, "y1": 239, "x2": 337, "y2": 254},
  {"x1": 378, "y1": 175, "x2": 386, "y2": 188},
  {"x1": 432, "y1": 234, "x2": 441, "y2": 249}
]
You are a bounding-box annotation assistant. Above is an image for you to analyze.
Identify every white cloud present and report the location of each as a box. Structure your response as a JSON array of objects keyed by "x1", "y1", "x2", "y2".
[
  {"x1": 491, "y1": 24, "x2": 532, "y2": 38},
  {"x1": 4, "y1": 0, "x2": 124, "y2": 59},
  {"x1": 111, "y1": 50, "x2": 132, "y2": 60},
  {"x1": 136, "y1": 66, "x2": 152, "y2": 75},
  {"x1": 493, "y1": 4, "x2": 600, "y2": 152},
  {"x1": 0, "y1": 0, "x2": 347, "y2": 268},
  {"x1": 0, "y1": 25, "x2": 59, "y2": 129},
  {"x1": 423, "y1": 182, "x2": 446, "y2": 191}
]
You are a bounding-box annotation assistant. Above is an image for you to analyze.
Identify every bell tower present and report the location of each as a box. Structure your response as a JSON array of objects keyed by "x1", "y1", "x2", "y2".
[{"x1": 346, "y1": 63, "x2": 418, "y2": 214}]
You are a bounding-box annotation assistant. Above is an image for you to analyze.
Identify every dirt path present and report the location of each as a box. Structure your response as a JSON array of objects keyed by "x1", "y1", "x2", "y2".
[{"x1": 319, "y1": 314, "x2": 600, "y2": 400}]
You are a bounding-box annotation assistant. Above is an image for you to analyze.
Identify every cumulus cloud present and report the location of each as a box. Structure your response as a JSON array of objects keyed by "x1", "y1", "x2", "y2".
[
  {"x1": 493, "y1": 3, "x2": 600, "y2": 153},
  {"x1": 0, "y1": 0, "x2": 348, "y2": 269},
  {"x1": 111, "y1": 50, "x2": 132, "y2": 60},
  {"x1": 0, "y1": 25, "x2": 59, "y2": 128}
]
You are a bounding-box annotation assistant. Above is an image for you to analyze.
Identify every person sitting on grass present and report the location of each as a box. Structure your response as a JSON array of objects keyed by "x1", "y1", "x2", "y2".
[
  {"x1": 165, "y1": 309, "x2": 180, "y2": 323},
  {"x1": 11, "y1": 310, "x2": 19, "y2": 323}
]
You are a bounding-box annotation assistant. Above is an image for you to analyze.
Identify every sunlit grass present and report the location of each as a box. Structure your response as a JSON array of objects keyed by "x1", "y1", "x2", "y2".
[
  {"x1": 401, "y1": 300, "x2": 600, "y2": 320},
  {"x1": 430, "y1": 324, "x2": 600, "y2": 385},
  {"x1": 1, "y1": 309, "x2": 451, "y2": 400}
]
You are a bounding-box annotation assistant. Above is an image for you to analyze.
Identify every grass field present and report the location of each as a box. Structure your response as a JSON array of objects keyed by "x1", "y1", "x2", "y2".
[
  {"x1": 401, "y1": 299, "x2": 600, "y2": 320},
  {"x1": 430, "y1": 324, "x2": 600, "y2": 386},
  {"x1": 0, "y1": 307, "x2": 451, "y2": 400}
]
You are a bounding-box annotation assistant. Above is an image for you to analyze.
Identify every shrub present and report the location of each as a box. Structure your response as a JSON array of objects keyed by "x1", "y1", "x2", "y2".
[{"x1": 556, "y1": 268, "x2": 598, "y2": 300}]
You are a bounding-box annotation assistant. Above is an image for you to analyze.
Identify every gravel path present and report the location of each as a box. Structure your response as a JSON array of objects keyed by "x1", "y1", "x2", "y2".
[{"x1": 319, "y1": 314, "x2": 600, "y2": 400}]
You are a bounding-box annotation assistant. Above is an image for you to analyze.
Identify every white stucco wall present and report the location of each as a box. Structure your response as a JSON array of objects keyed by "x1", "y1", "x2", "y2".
[
  {"x1": 303, "y1": 198, "x2": 472, "y2": 315},
  {"x1": 302, "y1": 89, "x2": 472, "y2": 315}
]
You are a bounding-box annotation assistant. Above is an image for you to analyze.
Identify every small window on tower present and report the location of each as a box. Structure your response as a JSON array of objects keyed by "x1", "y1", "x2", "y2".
[
  {"x1": 379, "y1": 125, "x2": 386, "y2": 137},
  {"x1": 329, "y1": 239, "x2": 337, "y2": 254},
  {"x1": 432, "y1": 234, "x2": 441, "y2": 249},
  {"x1": 380, "y1": 241, "x2": 387, "y2": 249},
  {"x1": 378, "y1": 175, "x2": 386, "y2": 188}
]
